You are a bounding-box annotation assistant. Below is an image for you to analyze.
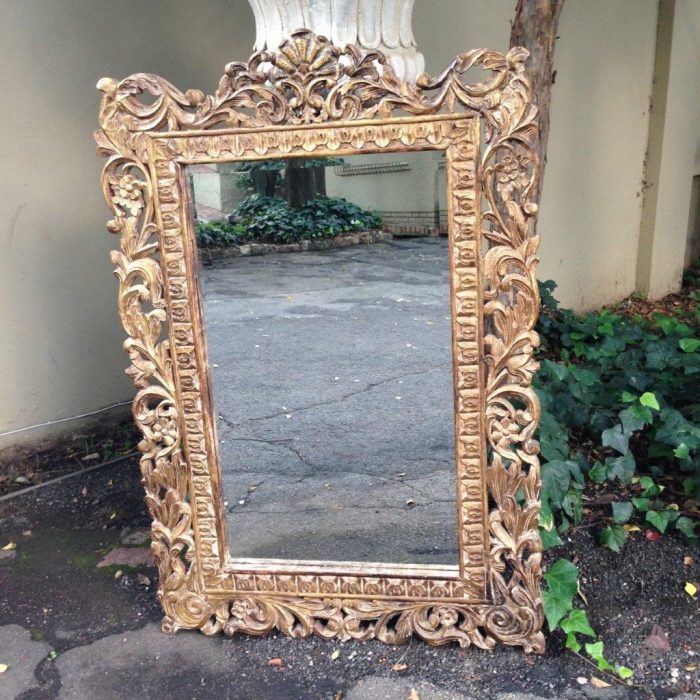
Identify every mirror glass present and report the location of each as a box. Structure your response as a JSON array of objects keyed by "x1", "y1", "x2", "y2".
[{"x1": 189, "y1": 150, "x2": 457, "y2": 565}]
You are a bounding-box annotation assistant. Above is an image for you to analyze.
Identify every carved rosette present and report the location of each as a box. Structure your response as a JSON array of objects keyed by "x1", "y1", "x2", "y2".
[{"x1": 96, "y1": 29, "x2": 543, "y2": 652}]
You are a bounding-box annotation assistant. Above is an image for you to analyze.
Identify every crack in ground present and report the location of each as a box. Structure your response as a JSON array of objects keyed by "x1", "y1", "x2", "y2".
[
  {"x1": 217, "y1": 363, "x2": 446, "y2": 429},
  {"x1": 216, "y1": 430, "x2": 317, "y2": 469}
]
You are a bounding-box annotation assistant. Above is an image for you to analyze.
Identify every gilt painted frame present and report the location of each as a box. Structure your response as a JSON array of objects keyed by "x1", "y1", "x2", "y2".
[{"x1": 96, "y1": 29, "x2": 543, "y2": 651}]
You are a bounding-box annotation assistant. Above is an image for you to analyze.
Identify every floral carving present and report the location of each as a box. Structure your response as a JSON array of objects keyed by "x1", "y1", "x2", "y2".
[
  {"x1": 96, "y1": 29, "x2": 543, "y2": 652},
  {"x1": 109, "y1": 173, "x2": 146, "y2": 217},
  {"x1": 495, "y1": 152, "x2": 532, "y2": 202}
]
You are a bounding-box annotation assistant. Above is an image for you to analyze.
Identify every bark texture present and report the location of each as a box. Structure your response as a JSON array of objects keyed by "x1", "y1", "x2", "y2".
[{"x1": 510, "y1": 0, "x2": 565, "y2": 200}]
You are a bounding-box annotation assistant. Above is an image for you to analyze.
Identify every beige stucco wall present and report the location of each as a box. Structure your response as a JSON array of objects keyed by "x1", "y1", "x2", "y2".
[
  {"x1": 638, "y1": 0, "x2": 700, "y2": 298},
  {"x1": 0, "y1": 0, "x2": 257, "y2": 448},
  {"x1": 416, "y1": 0, "x2": 661, "y2": 310},
  {"x1": 539, "y1": 1, "x2": 658, "y2": 309},
  {"x1": 334, "y1": 0, "x2": 664, "y2": 310},
  {"x1": 686, "y1": 176, "x2": 700, "y2": 267}
]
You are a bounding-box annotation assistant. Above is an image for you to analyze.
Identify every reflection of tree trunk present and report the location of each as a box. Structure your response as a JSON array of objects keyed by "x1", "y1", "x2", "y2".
[
  {"x1": 313, "y1": 166, "x2": 326, "y2": 197},
  {"x1": 251, "y1": 169, "x2": 277, "y2": 197},
  {"x1": 286, "y1": 159, "x2": 317, "y2": 208},
  {"x1": 510, "y1": 0, "x2": 564, "y2": 201}
]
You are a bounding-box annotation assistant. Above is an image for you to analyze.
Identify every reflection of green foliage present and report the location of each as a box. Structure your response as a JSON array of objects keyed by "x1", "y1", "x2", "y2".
[
  {"x1": 195, "y1": 220, "x2": 251, "y2": 248},
  {"x1": 195, "y1": 195, "x2": 382, "y2": 248},
  {"x1": 235, "y1": 159, "x2": 285, "y2": 172},
  {"x1": 234, "y1": 194, "x2": 381, "y2": 243},
  {"x1": 236, "y1": 157, "x2": 344, "y2": 172}
]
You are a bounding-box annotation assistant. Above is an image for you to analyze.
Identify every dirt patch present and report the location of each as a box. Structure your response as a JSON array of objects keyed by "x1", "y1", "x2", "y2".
[
  {"x1": 607, "y1": 263, "x2": 698, "y2": 323},
  {"x1": 0, "y1": 415, "x2": 139, "y2": 497}
]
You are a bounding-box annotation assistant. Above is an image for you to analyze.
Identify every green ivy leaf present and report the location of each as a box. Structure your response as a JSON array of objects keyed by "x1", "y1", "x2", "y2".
[
  {"x1": 588, "y1": 462, "x2": 607, "y2": 484},
  {"x1": 565, "y1": 632, "x2": 582, "y2": 652},
  {"x1": 612, "y1": 501, "x2": 633, "y2": 524},
  {"x1": 619, "y1": 408, "x2": 646, "y2": 434},
  {"x1": 646, "y1": 510, "x2": 671, "y2": 533},
  {"x1": 600, "y1": 525, "x2": 627, "y2": 552},
  {"x1": 628, "y1": 402, "x2": 654, "y2": 425},
  {"x1": 542, "y1": 559, "x2": 579, "y2": 631},
  {"x1": 632, "y1": 497, "x2": 651, "y2": 512},
  {"x1": 544, "y1": 559, "x2": 579, "y2": 599},
  {"x1": 683, "y1": 478, "x2": 697, "y2": 496},
  {"x1": 542, "y1": 590, "x2": 572, "y2": 632},
  {"x1": 617, "y1": 665, "x2": 634, "y2": 679},
  {"x1": 639, "y1": 392, "x2": 660, "y2": 410},
  {"x1": 621, "y1": 391, "x2": 636, "y2": 403},
  {"x1": 675, "y1": 516, "x2": 697, "y2": 539},
  {"x1": 585, "y1": 641, "x2": 614, "y2": 672},
  {"x1": 679, "y1": 337, "x2": 700, "y2": 353},
  {"x1": 586, "y1": 642, "x2": 605, "y2": 660},
  {"x1": 543, "y1": 359, "x2": 568, "y2": 381},
  {"x1": 542, "y1": 460, "x2": 580, "y2": 509},
  {"x1": 640, "y1": 476, "x2": 661, "y2": 496},
  {"x1": 560, "y1": 609, "x2": 596, "y2": 638},
  {"x1": 540, "y1": 526, "x2": 564, "y2": 550},
  {"x1": 602, "y1": 426, "x2": 629, "y2": 454},
  {"x1": 606, "y1": 452, "x2": 636, "y2": 483},
  {"x1": 673, "y1": 443, "x2": 690, "y2": 460}
]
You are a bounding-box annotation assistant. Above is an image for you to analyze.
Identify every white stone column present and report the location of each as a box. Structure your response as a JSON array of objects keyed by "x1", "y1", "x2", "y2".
[{"x1": 247, "y1": 0, "x2": 425, "y2": 83}]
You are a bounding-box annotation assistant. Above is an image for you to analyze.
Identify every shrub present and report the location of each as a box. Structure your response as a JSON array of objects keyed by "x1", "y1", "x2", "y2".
[
  {"x1": 538, "y1": 271, "x2": 698, "y2": 673},
  {"x1": 535, "y1": 276, "x2": 699, "y2": 549},
  {"x1": 195, "y1": 220, "x2": 251, "y2": 249},
  {"x1": 233, "y1": 194, "x2": 381, "y2": 244}
]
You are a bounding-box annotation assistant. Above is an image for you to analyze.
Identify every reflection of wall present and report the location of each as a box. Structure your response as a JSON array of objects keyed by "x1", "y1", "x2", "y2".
[
  {"x1": 192, "y1": 151, "x2": 450, "y2": 232},
  {"x1": 326, "y1": 151, "x2": 446, "y2": 232},
  {"x1": 191, "y1": 165, "x2": 245, "y2": 220}
]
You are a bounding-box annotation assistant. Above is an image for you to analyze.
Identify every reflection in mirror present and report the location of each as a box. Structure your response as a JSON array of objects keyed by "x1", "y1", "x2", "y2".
[{"x1": 189, "y1": 150, "x2": 456, "y2": 565}]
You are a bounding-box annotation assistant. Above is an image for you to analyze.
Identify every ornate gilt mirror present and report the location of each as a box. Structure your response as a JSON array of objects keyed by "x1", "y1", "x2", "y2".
[{"x1": 96, "y1": 29, "x2": 543, "y2": 651}]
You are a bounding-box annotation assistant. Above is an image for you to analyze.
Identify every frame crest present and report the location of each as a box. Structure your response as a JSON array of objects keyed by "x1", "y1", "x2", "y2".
[{"x1": 96, "y1": 29, "x2": 543, "y2": 652}]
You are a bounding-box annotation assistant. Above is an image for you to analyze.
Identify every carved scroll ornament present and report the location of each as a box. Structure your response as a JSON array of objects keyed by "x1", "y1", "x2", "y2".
[{"x1": 96, "y1": 29, "x2": 543, "y2": 652}]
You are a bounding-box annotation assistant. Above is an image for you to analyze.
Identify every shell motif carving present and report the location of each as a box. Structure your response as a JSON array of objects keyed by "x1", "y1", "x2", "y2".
[{"x1": 96, "y1": 29, "x2": 543, "y2": 652}]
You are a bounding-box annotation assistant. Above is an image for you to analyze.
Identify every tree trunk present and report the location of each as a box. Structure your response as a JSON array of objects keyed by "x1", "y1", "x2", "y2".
[
  {"x1": 286, "y1": 159, "x2": 317, "y2": 208},
  {"x1": 510, "y1": 0, "x2": 564, "y2": 201}
]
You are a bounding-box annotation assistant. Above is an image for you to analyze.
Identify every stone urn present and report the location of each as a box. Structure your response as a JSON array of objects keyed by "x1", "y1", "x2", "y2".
[{"x1": 247, "y1": 0, "x2": 425, "y2": 83}]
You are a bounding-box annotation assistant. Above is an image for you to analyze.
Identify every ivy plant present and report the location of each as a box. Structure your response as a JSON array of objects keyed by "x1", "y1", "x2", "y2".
[
  {"x1": 536, "y1": 275, "x2": 699, "y2": 551},
  {"x1": 537, "y1": 265, "x2": 698, "y2": 676}
]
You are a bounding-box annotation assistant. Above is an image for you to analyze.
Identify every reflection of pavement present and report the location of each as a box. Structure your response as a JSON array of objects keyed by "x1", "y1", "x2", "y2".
[{"x1": 202, "y1": 238, "x2": 458, "y2": 564}]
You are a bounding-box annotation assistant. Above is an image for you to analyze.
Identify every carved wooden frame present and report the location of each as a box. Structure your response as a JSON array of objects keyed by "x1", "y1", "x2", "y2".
[{"x1": 96, "y1": 29, "x2": 543, "y2": 651}]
